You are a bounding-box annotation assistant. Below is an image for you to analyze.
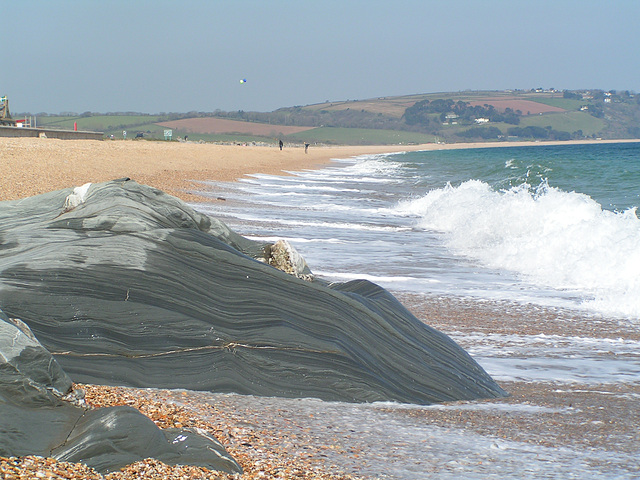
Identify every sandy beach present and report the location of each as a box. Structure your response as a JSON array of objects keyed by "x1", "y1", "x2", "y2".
[
  {"x1": 3, "y1": 137, "x2": 638, "y2": 203},
  {"x1": 0, "y1": 138, "x2": 432, "y2": 203},
  {"x1": 1, "y1": 136, "x2": 639, "y2": 479}
]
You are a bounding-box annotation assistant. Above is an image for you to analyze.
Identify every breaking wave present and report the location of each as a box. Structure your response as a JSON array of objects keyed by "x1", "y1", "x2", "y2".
[{"x1": 397, "y1": 180, "x2": 640, "y2": 318}]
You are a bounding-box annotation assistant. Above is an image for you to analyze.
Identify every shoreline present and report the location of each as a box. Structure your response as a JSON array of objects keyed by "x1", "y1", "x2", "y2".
[
  {"x1": 2, "y1": 137, "x2": 639, "y2": 478},
  {"x1": 2, "y1": 137, "x2": 639, "y2": 203}
]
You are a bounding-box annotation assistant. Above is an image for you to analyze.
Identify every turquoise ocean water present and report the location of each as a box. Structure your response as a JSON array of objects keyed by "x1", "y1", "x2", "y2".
[{"x1": 199, "y1": 141, "x2": 640, "y2": 320}]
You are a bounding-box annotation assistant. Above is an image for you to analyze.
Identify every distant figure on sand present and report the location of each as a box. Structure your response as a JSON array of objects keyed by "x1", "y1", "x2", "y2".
[
  {"x1": 304, "y1": 142, "x2": 310, "y2": 153},
  {"x1": 279, "y1": 140, "x2": 283, "y2": 150}
]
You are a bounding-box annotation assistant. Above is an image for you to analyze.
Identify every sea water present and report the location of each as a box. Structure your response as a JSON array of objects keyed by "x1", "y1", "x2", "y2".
[
  {"x1": 194, "y1": 142, "x2": 640, "y2": 479},
  {"x1": 197, "y1": 141, "x2": 640, "y2": 320}
]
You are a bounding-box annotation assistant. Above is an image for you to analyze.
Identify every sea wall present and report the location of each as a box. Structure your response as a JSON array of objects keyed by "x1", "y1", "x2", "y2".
[{"x1": 0, "y1": 125, "x2": 103, "y2": 140}]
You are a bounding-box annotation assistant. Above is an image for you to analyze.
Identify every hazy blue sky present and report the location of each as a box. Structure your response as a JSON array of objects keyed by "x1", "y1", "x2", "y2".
[{"x1": 5, "y1": 0, "x2": 639, "y2": 114}]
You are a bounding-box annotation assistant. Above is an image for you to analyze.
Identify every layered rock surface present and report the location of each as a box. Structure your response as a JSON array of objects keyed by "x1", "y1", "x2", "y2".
[
  {"x1": 0, "y1": 309, "x2": 241, "y2": 473},
  {"x1": 0, "y1": 179, "x2": 507, "y2": 404}
]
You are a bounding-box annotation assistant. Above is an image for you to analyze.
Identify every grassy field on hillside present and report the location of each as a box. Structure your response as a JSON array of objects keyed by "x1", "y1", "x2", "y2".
[
  {"x1": 519, "y1": 111, "x2": 604, "y2": 136},
  {"x1": 303, "y1": 96, "x2": 423, "y2": 118},
  {"x1": 525, "y1": 97, "x2": 588, "y2": 110},
  {"x1": 36, "y1": 115, "x2": 168, "y2": 133},
  {"x1": 285, "y1": 127, "x2": 436, "y2": 145}
]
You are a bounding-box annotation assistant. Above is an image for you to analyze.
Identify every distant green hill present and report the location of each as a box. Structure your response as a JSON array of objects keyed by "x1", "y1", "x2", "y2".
[{"x1": 28, "y1": 89, "x2": 640, "y2": 145}]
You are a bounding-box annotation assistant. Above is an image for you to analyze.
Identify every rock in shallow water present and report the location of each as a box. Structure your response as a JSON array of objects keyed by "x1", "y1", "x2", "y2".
[{"x1": 0, "y1": 179, "x2": 507, "y2": 404}]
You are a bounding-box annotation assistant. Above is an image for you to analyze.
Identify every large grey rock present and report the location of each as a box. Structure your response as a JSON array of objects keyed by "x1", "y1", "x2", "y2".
[
  {"x1": 0, "y1": 179, "x2": 507, "y2": 404},
  {"x1": 0, "y1": 310, "x2": 241, "y2": 473}
]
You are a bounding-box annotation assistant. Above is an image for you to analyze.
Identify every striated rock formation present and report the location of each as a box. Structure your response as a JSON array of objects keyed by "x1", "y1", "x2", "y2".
[
  {"x1": 0, "y1": 309, "x2": 241, "y2": 474},
  {"x1": 0, "y1": 179, "x2": 507, "y2": 404}
]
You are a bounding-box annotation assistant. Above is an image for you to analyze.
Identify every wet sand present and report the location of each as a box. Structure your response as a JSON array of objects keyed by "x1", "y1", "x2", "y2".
[{"x1": 2, "y1": 136, "x2": 639, "y2": 478}]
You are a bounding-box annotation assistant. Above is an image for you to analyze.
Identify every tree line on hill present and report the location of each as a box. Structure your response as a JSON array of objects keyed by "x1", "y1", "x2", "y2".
[{"x1": 404, "y1": 99, "x2": 521, "y2": 126}]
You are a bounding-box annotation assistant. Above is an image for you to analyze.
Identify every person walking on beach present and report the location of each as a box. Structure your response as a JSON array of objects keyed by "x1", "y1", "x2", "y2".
[
  {"x1": 279, "y1": 139, "x2": 283, "y2": 150},
  {"x1": 304, "y1": 142, "x2": 310, "y2": 153}
]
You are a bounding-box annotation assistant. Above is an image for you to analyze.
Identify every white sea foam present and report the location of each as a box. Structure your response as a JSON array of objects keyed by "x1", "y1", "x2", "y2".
[
  {"x1": 241, "y1": 180, "x2": 365, "y2": 193},
  {"x1": 263, "y1": 218, "x2": 409, "y2": 232},
  {"x1": 244, "y1": 235, "x2": 347, "y2": 245},
  {"x1": 298, "y1": 174, "x2": 399, "y2": 184},
  {"x1": 397, "y1": 180, "x2": 640, "y2": 319},
  {"x1": 332, "y1": 154, "x2": 404, "y2": 176},
  {"x1": 318, "y1": 271, "x2": 440, "y2": 284}
]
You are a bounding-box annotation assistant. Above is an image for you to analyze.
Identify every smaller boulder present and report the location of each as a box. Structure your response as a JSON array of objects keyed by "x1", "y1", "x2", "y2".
[{"x1": 265, "y1": 239, "x2": 314, "y2": 280}]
